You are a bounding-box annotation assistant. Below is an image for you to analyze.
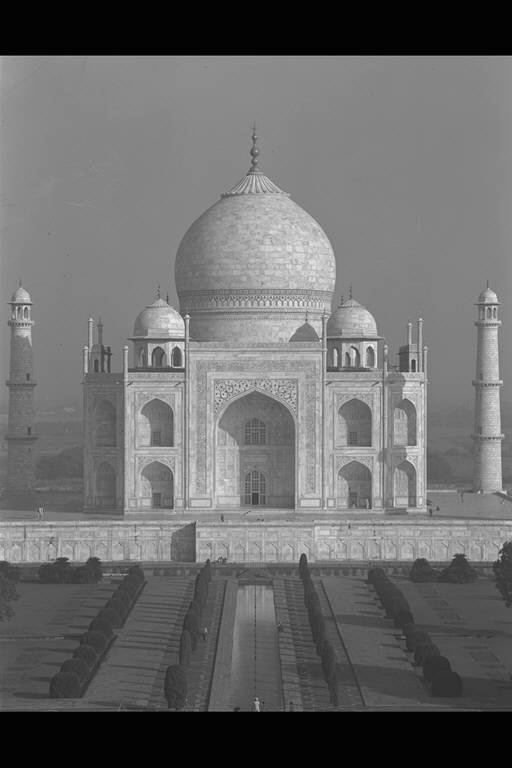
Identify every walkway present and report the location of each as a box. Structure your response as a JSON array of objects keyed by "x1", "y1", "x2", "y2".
[{"x1": 84, "y1": 576, "x2": 192, "y2": 710}]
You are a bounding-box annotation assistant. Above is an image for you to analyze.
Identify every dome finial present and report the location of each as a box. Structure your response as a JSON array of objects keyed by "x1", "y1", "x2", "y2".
[
  {"x1": 249, "y1": 122, "x2": 260, "y2": 173},
  {"x1": 156, "y1": 284, "x2": 161, "y2": 300},
  {"x1": 348, "y1": 284, "x2": 353, "y2": 300},
  {"x1": 18, "y1": 278, "x2": 22, "y2": 288},
  {"x1": 486, "y1": 279, "x2": 489, "y2": 289}
]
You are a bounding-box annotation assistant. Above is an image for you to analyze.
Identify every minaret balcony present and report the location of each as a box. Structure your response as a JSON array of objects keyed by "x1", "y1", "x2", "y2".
[
  {"x1": 472, "y1": 379, "x2": 503, "y2": 387},
  {"x1": 471, "y1": 433, "x2": 504, "y2": 441},
  {"x1": 5, "y1": 379, "x2": 37, "y2": 388}
]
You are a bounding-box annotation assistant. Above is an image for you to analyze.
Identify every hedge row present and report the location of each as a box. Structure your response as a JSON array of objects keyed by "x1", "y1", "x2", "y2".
[
  {"x1": 39, "y1": 557, "x2": 103, "y2": 584},
  {"x1": 408, "y1": 555, "x2": 477, "y2": 584},
  {"x1": 49, "y1": 565, "x2": 145, "y2": 698},
  {"x1": 164, "y1": 560, "x2": 213, "y2": 710},
  {"x1": 367, "y1": 567, "x2": 463, "y2": 697},
  {"x1": 299, "y1": 554, "x2": 338, "y2": 706}
]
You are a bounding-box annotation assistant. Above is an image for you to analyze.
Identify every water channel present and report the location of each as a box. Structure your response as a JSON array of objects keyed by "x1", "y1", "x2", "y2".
[{"x1": 229, "y1": 584, "x2": 283, "y2": 711}]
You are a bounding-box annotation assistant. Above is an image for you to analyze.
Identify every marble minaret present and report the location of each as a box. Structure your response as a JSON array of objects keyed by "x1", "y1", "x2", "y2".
[
  {"x1": 5, "y1": 282, "x2": 38, "y2": 491},
  {"x1": 472, "y1": 284, "x2": 503, "y2": 493}
]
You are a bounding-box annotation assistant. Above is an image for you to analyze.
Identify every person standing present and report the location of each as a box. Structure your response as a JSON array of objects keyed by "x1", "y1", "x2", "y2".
[
  {"x1": 253, "y1": 696, "x2": 260, "y2": 712},
  {"x1": 201, "y1": 626, "x2": 208, "y2": 642}
]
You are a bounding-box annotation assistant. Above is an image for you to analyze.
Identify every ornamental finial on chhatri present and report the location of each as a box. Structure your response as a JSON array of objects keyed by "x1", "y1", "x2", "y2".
[{"x1": 249, "y1": 122, "x2": 260, "y2": 173}]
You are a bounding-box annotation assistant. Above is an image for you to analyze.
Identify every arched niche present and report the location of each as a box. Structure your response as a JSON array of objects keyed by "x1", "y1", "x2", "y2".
[
  {"x1": 151, "y1": 346, "x2": 166, "y2": 367},
  {"x1": 337, "y1": 461, "x2": 372, "y2": 509},
  {"x1": 338, "y1": 399, "x2": 372, "y2": 446},
  {"x1": 139, "y1": 398, "x2": 174, "y2": 446},
  {"x1": 393, "y1": 399, "x2": 417, "y2": 446},
  {"x1": 394, "y1": 460, "x2": 416, "y2": 508},
  {"x1": 141, "y1": 461, "x2": 174, "y2": 508}
]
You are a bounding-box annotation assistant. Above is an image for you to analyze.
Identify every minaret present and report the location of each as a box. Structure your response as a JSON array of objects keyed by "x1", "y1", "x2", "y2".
[
  {"x1": 5, "y1": 282, "x2": 38, "y2": 491},
  {"x1": 472, "y1": 284, "x2": 503, "y2": 493}
]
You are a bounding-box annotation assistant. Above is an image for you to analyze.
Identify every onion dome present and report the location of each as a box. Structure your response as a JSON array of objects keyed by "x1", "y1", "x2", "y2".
[
  {"x1": 174, "y1": 128, "x2": 336, "y2": 342},
  {"x1": 10, "y1": 282, "x2": 32, "y2": 304},
  {"x1": 133, "y1": 294, "x2": 185, "y2": 338},
  {"x1": 327, "y1": 294, "x2": 379, "y2": 338},
  {"x1": 289, "y1": 319, "x2": 320, "y2": 342},
  {"x1": 477, "y1": 285, "x2": 499, "y2": 304}
]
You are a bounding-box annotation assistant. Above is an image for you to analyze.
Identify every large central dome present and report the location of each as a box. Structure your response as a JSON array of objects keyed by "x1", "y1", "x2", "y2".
[{"x1": 175, "y1": 132, "x2": 336, "y2": 342}]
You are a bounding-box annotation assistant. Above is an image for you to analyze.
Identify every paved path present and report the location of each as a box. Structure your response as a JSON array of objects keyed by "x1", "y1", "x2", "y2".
[
  {"x1": 84, "y1": 576, "x2": 192, "y2": 710},
  {"x1": 322, "y1": 577, "x2": 444, "y2": 710}
]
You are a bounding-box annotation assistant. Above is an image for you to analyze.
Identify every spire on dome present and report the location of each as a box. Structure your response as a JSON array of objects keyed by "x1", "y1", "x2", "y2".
[
  {"x1": 156, "y1": 285, "x2": 161, "y2": 300},
  {"x1": 348, "y1": 284, "x2": 353, "y2": 300},
  {"x1": 249, "y1": 122, "x2": 260, "y2": 173}
]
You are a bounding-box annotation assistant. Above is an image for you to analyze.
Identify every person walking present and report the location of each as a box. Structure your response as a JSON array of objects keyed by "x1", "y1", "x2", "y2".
[
  {"x1": 220, "y1": 514, "x2": 225, "y2": 523},
  {"x1": 428, "y1": 506, "x2": 433, "y2": 518},
  {"x1": 253, "y1": 696, "x2": 260, "y2": 712},
  {"x1": 37, "y1": 506, "x2": 44, "y2": 520},
  {"x1": 201, "y1": 626, "x2": 208, "y2": 642}
]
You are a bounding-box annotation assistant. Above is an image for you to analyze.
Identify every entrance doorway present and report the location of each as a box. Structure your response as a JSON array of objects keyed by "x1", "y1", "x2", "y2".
[
  {"x1": 245, "y1": 470, "x2": 266, "y2": 506},
  {"x1": 153, "y1": 492, "x2": 162, "y2": 508}
]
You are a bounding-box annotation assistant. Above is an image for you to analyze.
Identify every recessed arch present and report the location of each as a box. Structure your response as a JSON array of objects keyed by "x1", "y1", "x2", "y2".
[
  {"x1": 365, "y1": 346, "x2": 375, "y2": 368},
  {"x1": 337, "y1": 461, "x2": 372, "y2": 509},
  {"x1": 139, "y1": 398, "x2": 174, "y2": 447},
  {"x1": 95, "y1": 400, "x2": 116, "y2": 447},
  {"x1": 394, "y1": 460, "x2": 417, "y2": 508},
  {"x1": 338, "y1": 399, "x2": 372, "y2": 446},
  {"x1": 171, "y1": 346, "x2": 183, "y2": 367},
  {"x1": 332, "y1": 347, "x2": 339, "y2": 368},
  {"x1": 95, "y1": 461, "x2": 116, "y2": 507},
  {"x1": 344, "y1": 351, "x2": 351, "y2": 368},
  {"x1": 151, "y1": 346, "x2": 166, "y2": 367},
  {"x1": 393, "y1": 399, "x2": 417, "y2": 446},
  {"x1": 216, "y1": 390, "x2": 295, "y2": 508},
  {"x1": 351, "y1": 346, "x2": 361, "y2": 367},
  {"x1": 141, "y1": 461, "x2": 174, "y2": 508}
]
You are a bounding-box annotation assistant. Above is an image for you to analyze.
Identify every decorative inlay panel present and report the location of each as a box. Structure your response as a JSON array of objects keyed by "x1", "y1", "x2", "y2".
[
  {"x1": 214, "y1": 378, "x2": 298, "y2": 416},
  {"x1": 336, "y1": 392, "x2": 373, "y2": 408},
  {"x1": 336, "y1": 455, "x2": 374, "y2": 472}
]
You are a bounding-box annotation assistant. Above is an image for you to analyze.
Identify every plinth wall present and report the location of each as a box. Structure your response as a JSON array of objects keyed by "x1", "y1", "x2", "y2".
[{"x1": 1, "y1": 518, "x2": 511, "y2": 564}]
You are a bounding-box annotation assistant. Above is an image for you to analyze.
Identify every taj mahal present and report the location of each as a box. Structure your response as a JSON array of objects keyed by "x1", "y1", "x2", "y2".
[{"x1": 78, "y1": 130, "x2": 429, "y2": 516}]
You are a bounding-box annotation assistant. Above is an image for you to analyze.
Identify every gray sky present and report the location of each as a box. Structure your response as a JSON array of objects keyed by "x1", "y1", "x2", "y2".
[{"x1": 1, "y1": 56, "x2": 511, "y2": 410}]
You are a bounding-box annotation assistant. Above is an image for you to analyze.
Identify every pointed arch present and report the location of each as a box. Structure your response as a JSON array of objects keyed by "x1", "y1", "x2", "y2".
[
  {"x1": 171, "y1": 346, "x2": 182, "y2": 367},
  {"x1": 139, "y1": 398, "x2": 174, "y2": 447},
  {"x1": 96, "y1": 461, "x2": 116, "y2": 507},
  {"x1": 337, "y1": 461, "x2": 372, "y2": 509},
  {"x1": 244, "y1": 470, "x2": 266, "y2": 505},
  {"x1": 351, "y1": 346, "x2": 361, "y2": 367},
  {"x1": 365, "y1": 346, "x2": 375, "y2": 368},
  {"x1": 23, "y1": 307, "x2": 29, "y2": 319},
  {"x1": 95, "y1": 400, "x2": 116, "y2": 447},
  {"x1": 344, "y1": 351, "x2": 351, "y2": 368},
  {"x1": 138, "y1": 347, "x2": 145, "y2": 367},
  {"x1": 151, "y1": 346, "x2": 166, "y2": 367},
  {"x1": 394, "y1": 460, "x2": 416, "y2": 508},
  {"x1": 393, "y1": 399, "x2": 417, "y2": 446},
  {"x1": 141, "y1": 461, "x2": 174, "y2": 508},
  {"x1": 411, "y1": 359, "x2": 417, "y2": 372},
  {"x1": 332, "y1": 347, "x2": 339, "y2": 368},
  {"x1": 338, "y1": 398, "x2": 372, "y2": 446}
]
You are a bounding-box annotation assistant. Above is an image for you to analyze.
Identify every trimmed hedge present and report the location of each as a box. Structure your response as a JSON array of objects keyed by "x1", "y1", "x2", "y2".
[
  {"x1": 409, "y1": 558, "x2": 437, "y2": 583},
  {"x1": 113, "y1": 589, "x2": 133, "y2": 610},
  {"x1": 183, "y1": 611, "x2": 200, "y2": 651},
  {"x1": 408, "y1": 630, "x2": 431, "y2": 653},
  {"x1": 80, "y1": 630, "x2": 108, "y2": 654},
  {"x1": 73, "y1": 644, "x2": 98, "y2": 668},
  {"x1": 321, "y1": 640, "x2": 336, "y2": 682},
  {"x1": 367, "y1": 567, "x2": 386, "y2": 585},
  {"x1": 431, "y1": 670, "x2": 463, "y2": 697},
  {"x1": 106, "y1": 598, "x2": 128, "y2": 621},
  {"x1": 127, "y1": 565, "x2": 145, "y2": 584},
  {"x1": 423, "y1": 655, "x2": 452, "y2": 683},
  {"x1": 299, "y1": 553, "x2": 309, "y2": 580},
  {"x1": 414, "y1": 642, "x2": 440, "y2": 666},
  {"x1": 49, "y1": 671, "x2": 81, "y2": 698},
  {"x1": 97, "y1": 607, "x2": 123, "y2": 629},
  {"x1": 89, "y1": 617, "x2": 114, "y2": 638},
  {"x1": 164, "y1": 665, "x2": 187, "y2": 710},
  {"x1": 60, "y1": 658, "x2": 90, "y2": 682}
]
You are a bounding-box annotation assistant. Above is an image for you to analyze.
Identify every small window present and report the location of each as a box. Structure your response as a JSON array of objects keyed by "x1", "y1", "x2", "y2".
[
  {"x1": 26, "y1": 373, "x2": 30, "y2": 381},
  {"x1": 348, "y1": 431, "x2": 358, "y2": 445},
  {"x1": 151, "y1": 431, "x2": 162, "y2": 446},
  {"x1": 23, "y1": 307, "x2": 29, "y2": 319},
  {"x1": 27, "y1": 427, "x2": 31, "y2": 436},
  {"x1": 152, "y1": 347, "x2": 165, "y2": 367},
  {"x1": 245, "y1": 418, "x2": 266, "y2": 445},
  {"x1": 411, "y1": 360, "x2": 416, "y2": 372},
  {"x1": 94, "y1": 359, "x2": 99, "y2": 372},
  {"x1": 153, "y1": 492, "x2": 162, "y2": 508}
]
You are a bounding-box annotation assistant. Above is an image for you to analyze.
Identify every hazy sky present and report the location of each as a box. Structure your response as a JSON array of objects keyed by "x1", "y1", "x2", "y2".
[{"x1": 1, "y1": 56, "x2": 511, "y2": 409}]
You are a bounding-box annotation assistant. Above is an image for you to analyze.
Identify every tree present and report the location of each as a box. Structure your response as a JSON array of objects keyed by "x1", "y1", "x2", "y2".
[
  {"x1": 36, "y1": 445, "x2": 83, "y2": 479},
  {"x1": 183, "y1": 610, "x2": 200, "y2": 650},
  {"x1": 179, "y1": 630, "x2": 192, "y2": 667},
  {"x1": 299, "y1": 553, "x2": 308, "y2": 579},
  {"x1": 164, "y1": 665, "x2": 187, "y2": 710},
  {"x1": 438, "y1": 553, "x2": 476, "y2": 583},
  {"x1": 409, "y1": 558, "x2": 438, "y2": 583},
  {"x1": 493, "y1": 541, "x2": 512, "y2": 607},
  {"x1": 0, "y1": 573, "x2": 19, "y2": 622}
]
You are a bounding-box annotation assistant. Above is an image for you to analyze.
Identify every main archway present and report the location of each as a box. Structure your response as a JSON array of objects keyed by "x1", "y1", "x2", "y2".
[{"x1": 216, "y1": 391, "x2": 295, "y2": 509}]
